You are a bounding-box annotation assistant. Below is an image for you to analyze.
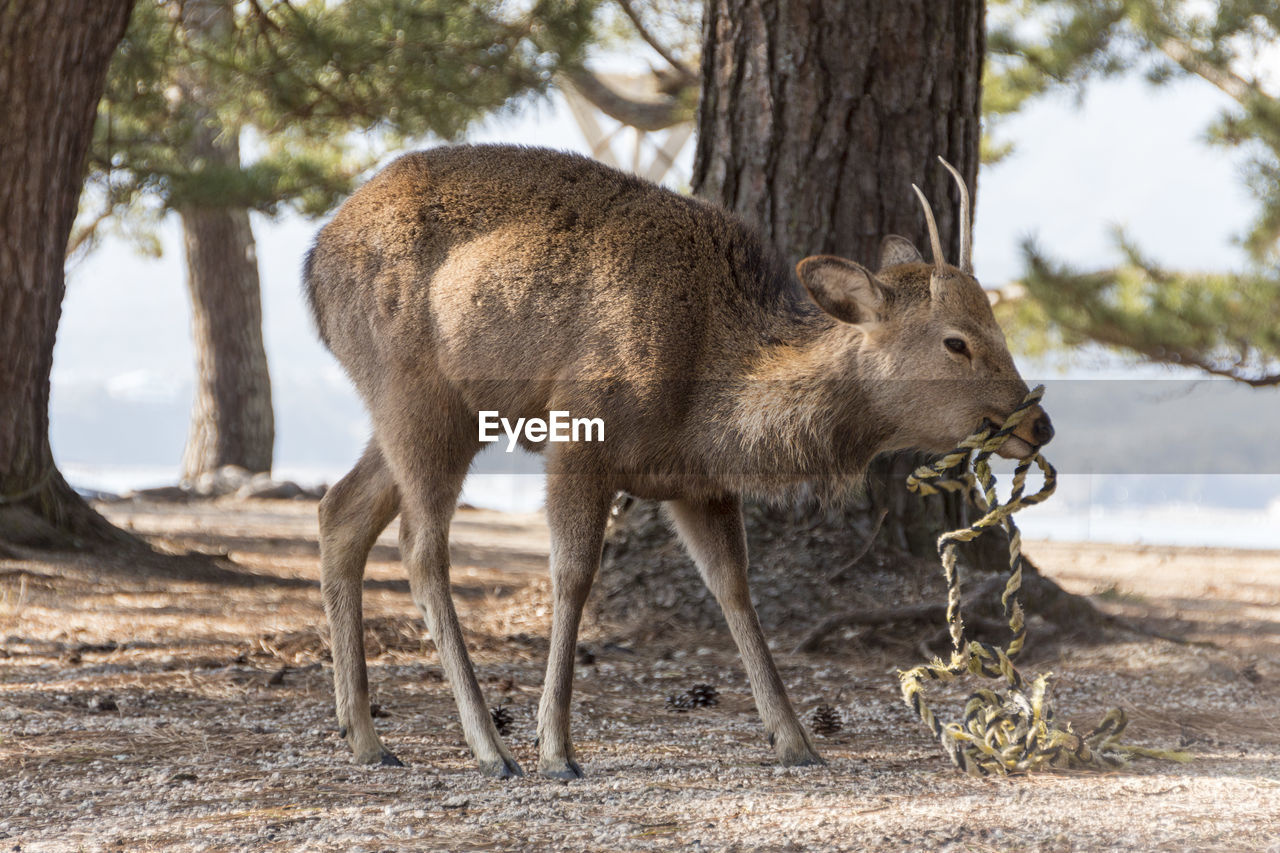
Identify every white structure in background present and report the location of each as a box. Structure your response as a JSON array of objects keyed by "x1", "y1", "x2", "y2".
[{"x1": 561, "y1": 71, "x2": 693, "y2": 186}]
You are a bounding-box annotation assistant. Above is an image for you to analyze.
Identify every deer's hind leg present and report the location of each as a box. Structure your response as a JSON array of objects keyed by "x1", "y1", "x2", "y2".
[
  {"x1": 380, "y1": 404, "x2": 523, "y2": 779},
  {"x1": 320, "y1": 441, "x2": 401, "y2": 765}
]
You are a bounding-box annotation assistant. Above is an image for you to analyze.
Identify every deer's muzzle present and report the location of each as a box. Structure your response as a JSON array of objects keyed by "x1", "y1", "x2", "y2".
[{"x1": 1000, "y1": 405, "x2": 1053, "y2": 459}]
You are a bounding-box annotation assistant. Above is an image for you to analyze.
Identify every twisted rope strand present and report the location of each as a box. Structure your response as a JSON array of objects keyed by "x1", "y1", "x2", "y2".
[{"x1": 898, "y1": 386, "x2": 1191, "y2": 776}]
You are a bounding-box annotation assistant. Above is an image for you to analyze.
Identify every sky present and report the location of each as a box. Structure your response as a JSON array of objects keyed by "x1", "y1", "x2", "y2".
[{"x1": 49, "y1": 55, "x2": 1280, "y2": 544}]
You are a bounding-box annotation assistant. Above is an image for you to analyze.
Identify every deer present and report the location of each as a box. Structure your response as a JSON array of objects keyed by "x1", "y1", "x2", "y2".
[{"x1": 304, "y1": 144, "x2": 1054, "y2": 779}]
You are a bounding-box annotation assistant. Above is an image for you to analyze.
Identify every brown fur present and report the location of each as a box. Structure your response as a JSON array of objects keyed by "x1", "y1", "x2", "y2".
[{"x1": 305, "y1": 144, "x2": 1050, "y2": 777}]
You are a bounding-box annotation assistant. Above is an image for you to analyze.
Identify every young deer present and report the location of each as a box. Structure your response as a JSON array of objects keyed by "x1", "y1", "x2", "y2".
[{"x1": 305, "y1": 145, "x2": 1052, "y2": 778}]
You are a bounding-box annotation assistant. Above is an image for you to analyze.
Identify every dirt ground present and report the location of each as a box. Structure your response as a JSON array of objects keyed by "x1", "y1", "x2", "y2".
[{"x1": 2, "y1": 499, "x2": 1279, "y2": 852}]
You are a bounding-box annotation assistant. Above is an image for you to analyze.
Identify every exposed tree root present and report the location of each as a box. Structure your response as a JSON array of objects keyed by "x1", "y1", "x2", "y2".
[
  {"x1": 0, "y1": 468, "x2": 146, "y2": 554},
  {"x1": 596, "y1": 498, "x2": 1125, "y2": 657},
  {"x1": 793, "y1": 575, "x2": 1007, "y2": 654}
]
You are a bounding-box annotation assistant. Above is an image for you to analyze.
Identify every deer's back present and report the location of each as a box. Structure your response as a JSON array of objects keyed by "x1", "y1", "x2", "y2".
[{"x1": 305, "y1": 145, "x2": 805, "y2": 442}]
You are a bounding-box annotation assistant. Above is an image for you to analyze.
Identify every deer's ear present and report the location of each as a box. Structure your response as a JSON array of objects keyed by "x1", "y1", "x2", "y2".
[
  {"x1": 879, "y1": 234, "x2": 923, "y2": 270},
  {"x1": 796, "y1": 256, "x2": 887, "y2": 325}
]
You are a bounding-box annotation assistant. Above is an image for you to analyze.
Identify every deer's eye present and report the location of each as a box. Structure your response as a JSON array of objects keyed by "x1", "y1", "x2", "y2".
[{"x1": 944, "y1": 337, "x2": 969, "y2": 356}]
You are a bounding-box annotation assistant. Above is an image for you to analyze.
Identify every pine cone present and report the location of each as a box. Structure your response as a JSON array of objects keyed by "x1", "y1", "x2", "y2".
[
  {"x1": 490, "y1": 705, "x2": 514, "y2": 736},
  {"x1": 665, "y1": 692, "x2": 696, "y2": 712},
  {"x1": 811, "y1": 704, "x2": 843, "y2": 736},
  {"x1": 666, "y1": 683, "x2": 719, "y2": 712},
  {"x1": 687, "y1": 683, "x2": 719, "y2": 708}
]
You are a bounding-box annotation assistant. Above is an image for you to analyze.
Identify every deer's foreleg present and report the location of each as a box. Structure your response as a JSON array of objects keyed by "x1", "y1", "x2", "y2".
[{"x1": 536, "y1": 470, "x2": 613, "y2": 779}]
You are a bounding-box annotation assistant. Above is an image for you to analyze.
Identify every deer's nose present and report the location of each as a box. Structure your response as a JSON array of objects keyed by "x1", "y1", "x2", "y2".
[{"x1": 1031, "y1": 413, "x2": 1054, "y2": 446}]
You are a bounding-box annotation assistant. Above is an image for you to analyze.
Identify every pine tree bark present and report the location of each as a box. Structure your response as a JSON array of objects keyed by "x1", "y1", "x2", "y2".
[
  {"x1": 693, "y1": 0, "x2": 983, "y2": 268},
  {"x1": 179, "y1": 201, "x2": 275, "y2": 481},
  {"x1": 0, "y1": 0, "x2": 137, "y2": 552},
  {"x1": 177, "y1": 0, "x2": 274, "y2": 482},
  {"x1": 692, "y1": 0, "x2": 986, "y2": 558}
]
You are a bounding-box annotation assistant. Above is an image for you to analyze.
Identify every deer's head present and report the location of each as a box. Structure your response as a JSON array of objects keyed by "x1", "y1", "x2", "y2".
[{"x1": 795, "y1": 159, "x2": 1052, "y2": 460}]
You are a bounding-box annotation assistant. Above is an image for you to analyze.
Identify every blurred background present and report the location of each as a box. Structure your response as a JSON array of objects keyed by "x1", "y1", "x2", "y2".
[{"x1": 51, "y1": 0, "x2": 1280, "y2": 547}]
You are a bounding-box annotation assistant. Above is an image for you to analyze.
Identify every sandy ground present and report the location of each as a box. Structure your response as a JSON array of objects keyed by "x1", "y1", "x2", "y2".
[{"x1": 2, "y1": 499, "x2": 1279, "y2": 852}]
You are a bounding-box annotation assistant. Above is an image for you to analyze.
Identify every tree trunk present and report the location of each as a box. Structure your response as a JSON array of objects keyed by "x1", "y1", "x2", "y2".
[
  {"x1": 693, "y1": 0, "x2": 983, "y2": 270},
  {"x1": 692, "y1": 0, "x2": 986, "y2": 559},
  {"x1": 179, "y1": 204, "x2": 275, "y2": 481},
  {"x1": 177, "y1": 0, "x2": 274, "y2": 482},
  {"x1": 0, "y1": 0, "x2": 137, "y2": 552},
  {"x1": 597, "y1": 1, "x2": 1101, "y2": 641}
]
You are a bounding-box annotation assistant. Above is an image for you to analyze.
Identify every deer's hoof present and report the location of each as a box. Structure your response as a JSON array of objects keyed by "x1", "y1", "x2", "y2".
[
  {"x1": 479, "y1": 755, "x2": 525, "y2": 779},
  {"x1": 354, "y1": 749, "x2": 403, "y2": 767},
  {"x1": 781, "y1": 750, "x2": 825, "y2": 767},
  {"x1": 353, "y1": 745, "x2": 400, "y2": 766},
  {"x1": 538, "y1": 758, "x2": 584, "y2": 780},
  {"x1": 771, "y1": 730, "x2": 825, "y2": 767}
]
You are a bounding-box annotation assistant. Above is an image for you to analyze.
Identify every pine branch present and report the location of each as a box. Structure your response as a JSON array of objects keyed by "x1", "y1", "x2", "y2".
[
  {"x1": 66, "y1": 205, "x2": 115, "y2": 260},
  {"x1": 1153, "y1": 33, "x2": 1266, "y2": 105},
  {"x1": 1012, "y1": 239, "x2": 1280, "y2": 387},
  {"x1": 561, "y1": 67, "x2": 690, "y2": 131},
  {"x1": 614, "y1": 0, "x2": 696, "y2": 84},
  {"x1": 1081, "y1": 321, "x2": 1280, "y2": 386}
]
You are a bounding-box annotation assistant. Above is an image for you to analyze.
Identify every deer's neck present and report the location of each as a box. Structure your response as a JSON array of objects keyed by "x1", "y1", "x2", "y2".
[{"x1": 715, "y1": 322, "x2": 894, "y2": 490}]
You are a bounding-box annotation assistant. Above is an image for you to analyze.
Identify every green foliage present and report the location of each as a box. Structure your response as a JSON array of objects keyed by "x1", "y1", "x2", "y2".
[
  {"x1": 985, "y1": 0, "x2": 1280, "y2": 383},
  {"x1": 998, "y1": 234, "x2": 1280, "y2": 384},
  {"x1": 988, "y1": 2, "x2": 1280, "y2": 259},
  {"x1": 81, "y1": 0, "x2": 595, "y2": 248},
  {"x1": 984, "y1": 1, "x2": 1130, "y2": 120}
]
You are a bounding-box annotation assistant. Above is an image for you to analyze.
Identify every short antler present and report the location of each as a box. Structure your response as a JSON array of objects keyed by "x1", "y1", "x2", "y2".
[
  {"x1": 937, "y1": 157, "x2": 972, "y2": 274},
  {"x1": 911, "y1": 184, "x2": 946, "y2": 274}
]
